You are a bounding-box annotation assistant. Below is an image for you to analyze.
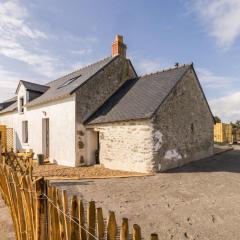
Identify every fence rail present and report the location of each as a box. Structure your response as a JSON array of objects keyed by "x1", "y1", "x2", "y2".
[{"x1": 0, "y1": 148, "x2": 159, "y2": 240}]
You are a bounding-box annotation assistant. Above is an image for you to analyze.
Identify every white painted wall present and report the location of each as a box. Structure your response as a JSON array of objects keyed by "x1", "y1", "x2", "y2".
[
  {"x1": 17, "y1": 83, "x2": 27, "y2": 114},
  {"x1": 0, "y1": 95, "x2": 76, "y2": 166}
]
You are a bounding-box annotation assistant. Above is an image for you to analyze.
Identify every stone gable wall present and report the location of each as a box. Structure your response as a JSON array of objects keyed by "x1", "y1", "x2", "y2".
[
  {"x1": 75, "y1": 57, "x2": 137, "y2": 166},
  {"x1": 92, "y1": 120, "x2": 155, "y2": 173},
  {"x1": 152, "y1": 68, "x2": 214, "y2": 171}
]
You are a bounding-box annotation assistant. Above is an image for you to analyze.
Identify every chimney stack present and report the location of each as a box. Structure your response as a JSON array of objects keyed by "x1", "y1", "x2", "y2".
[{"x1": 112, "y1": 35, "x2": 127, "y2": 57}]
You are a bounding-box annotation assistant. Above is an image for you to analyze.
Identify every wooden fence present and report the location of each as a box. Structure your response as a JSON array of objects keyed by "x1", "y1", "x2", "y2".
[
  {"x1": 0, "y1": 148, "x2": 159, "y2": 240},
  {"x1": 0, "y1": 125, "x2": 14, "y2": 152}
]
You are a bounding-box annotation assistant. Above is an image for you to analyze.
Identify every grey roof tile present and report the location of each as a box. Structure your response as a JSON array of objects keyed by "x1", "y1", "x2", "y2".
[
  {"x1": 0, "y1": 101, "x2": 17, "y2": 114},
  {"x1": 18, "y1": 81, "x2": 50, "y2": 93},
  {"x1": 26, "y1": 56, "x2": 117, "y2": 107},
  {"x1": 86, "y1": 65, "x2": 191, "y2": 124},
  {"x1": 0, "y1": 97, "x2": 17, "y2": 112}
]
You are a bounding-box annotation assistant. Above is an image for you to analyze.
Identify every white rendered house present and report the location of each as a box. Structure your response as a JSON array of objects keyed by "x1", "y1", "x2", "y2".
[{"x1": 0, "y1": 36, "x2": 214, "y2": 172}]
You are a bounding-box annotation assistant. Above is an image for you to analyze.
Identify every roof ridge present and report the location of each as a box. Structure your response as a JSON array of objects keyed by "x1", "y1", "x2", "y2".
[
  {"x1": 20, "y1": 80, "x2": 48, "y2": 87},
  {"x1": 47, "y1": 55, "x2": 116, "y2": 86},
  {"x1": 140, "y1": 63, "x2": 192, "y2": 78}
]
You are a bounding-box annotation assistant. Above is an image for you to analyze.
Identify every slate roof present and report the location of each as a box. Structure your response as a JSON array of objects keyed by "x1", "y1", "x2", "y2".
[
  {"x1": 0, "y1": 56, "x2": 117, "y2": 114},
  {"x1": 0, "y1": 97, "x2": 17, "y2": 114},
  {"x1": 0, "y1": 102, "x2": 17, "y2": 114},
  {"x1": 16, "y1": 80, "x2": 50, "y2": 93},
  {"x1": 26, "y1": 56, "x2": 117, "y2": 107},
  {"x1": 86, "y1": 64, "x2": 191, "y2": 124}
]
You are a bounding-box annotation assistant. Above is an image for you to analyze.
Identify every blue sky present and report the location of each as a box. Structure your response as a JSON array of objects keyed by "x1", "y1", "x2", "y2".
[{"x1": 0, "y1": 0, "x2": 240, "y2": 122}]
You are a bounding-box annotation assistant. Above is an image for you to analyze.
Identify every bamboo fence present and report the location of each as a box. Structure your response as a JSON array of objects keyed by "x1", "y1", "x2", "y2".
[{"x1": 0, "y1": 147, "x2": 159, "y2": 240}]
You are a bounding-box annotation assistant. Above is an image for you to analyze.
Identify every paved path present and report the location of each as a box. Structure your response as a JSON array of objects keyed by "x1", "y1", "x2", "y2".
[
  {"x1": 0, "y1": 196, "x2": 15, "y2": 240},
  {"x1": 52, "y1": 150, "x2": 240, "y2": 240}
]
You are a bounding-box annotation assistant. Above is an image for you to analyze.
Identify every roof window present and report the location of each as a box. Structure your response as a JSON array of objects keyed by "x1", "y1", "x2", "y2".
[{"x1": 57, "y1": 75, "x2": 81, "y2": 89}]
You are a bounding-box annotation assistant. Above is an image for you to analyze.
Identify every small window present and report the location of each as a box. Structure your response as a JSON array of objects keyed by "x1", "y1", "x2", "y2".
[
  {"x1": 57, "y1": 75, "x2": 80, "y2": 89},
  {"x1": 19, "y1": 97, "x2": 24, "y2": 113},
  {"x1": 22, "y1": 121, "x2": 28, "y2": 143}
]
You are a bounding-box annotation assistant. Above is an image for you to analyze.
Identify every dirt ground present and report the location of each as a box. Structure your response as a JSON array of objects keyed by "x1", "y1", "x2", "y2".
[
  {"x1": 0, "y1": 148, "x2": 239, "y2": 239},
  {"x1": 0, "y1": 164, "x2": 147, "y2": 240},
  {"x1": 52, "y1": 150, "x2": 240, "y2": 240}
]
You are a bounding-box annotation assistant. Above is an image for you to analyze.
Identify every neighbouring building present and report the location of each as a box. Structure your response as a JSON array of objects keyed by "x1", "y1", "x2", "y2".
[
  {"x1": 233, "y1": 129, "x2": 240, "y2": 144},
  {"x1": 0, "y1": 35, "x2": 214, "y2": 172},
  {"x1": 214, "y1": 123, "x2": 233, "y2": 144}
]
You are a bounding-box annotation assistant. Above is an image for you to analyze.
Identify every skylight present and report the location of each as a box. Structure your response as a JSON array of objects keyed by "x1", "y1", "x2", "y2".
[{"x1": 58, "y1": 75, "x2": 81, "y2": 89}]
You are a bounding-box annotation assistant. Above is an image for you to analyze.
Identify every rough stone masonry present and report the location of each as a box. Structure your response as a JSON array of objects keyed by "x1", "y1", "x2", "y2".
[{"x1": 88, "y1": 66, "x2": 214, "y2": 173}]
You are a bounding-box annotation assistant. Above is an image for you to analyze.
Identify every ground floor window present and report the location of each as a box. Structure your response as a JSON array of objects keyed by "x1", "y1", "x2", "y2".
[{"x1": 22, "y1": 121, "x2": 28, "y2": 143}]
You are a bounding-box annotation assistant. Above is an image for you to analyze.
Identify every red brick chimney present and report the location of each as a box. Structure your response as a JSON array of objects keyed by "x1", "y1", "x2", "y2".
[{"x1": 112, "y1": 35, "x2": 127, "y2": 57}]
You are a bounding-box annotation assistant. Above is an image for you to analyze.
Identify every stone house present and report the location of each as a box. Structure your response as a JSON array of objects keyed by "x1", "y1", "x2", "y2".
[{"x1": 0, "y1": 35, "x2": 214, "y2": 172}]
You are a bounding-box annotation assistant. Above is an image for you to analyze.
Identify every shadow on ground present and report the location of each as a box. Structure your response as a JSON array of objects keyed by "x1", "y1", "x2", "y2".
[{"x1": 166, "y1": 150, "x2": 240, "y2": 173}]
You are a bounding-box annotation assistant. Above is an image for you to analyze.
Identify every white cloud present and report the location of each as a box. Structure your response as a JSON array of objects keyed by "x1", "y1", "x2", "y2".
[
  {"x1": 210, "y1": 92, "x2": 240, "y2": 122},
  {"x1": 196, "y1": 67, "x2": 240, "y2": 121},
  {"x1": 138, "y1": 60, "x2": 161, "y2": 74},
  {"x1": 0, "y1": 0, "x2": 60, "y2": 77},
  {"x1": 71, "y1": 48, "x2": 93, "y2": 56},
  {"x1": 0, "y1": 65, "x2": 20, "y2": 101},
  {"x1": 130, "y1": 55, "x2": 166, "y2": 75},
  {"x1": 191, "y1": 0, "x2": 240, "y2": 48},
  {"x1": 197, "y1": 67, "x2": 237, "y2": 90},
  {"x1": 0, "y1": 0, "x2": 47, "y2": 39}
]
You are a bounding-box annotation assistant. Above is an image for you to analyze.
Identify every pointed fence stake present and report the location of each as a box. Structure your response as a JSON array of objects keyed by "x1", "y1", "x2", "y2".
[
  {"x1": 87, "y1": 201, "x2": 96, "y2": 240},
  {"x1": 96, "y1": 207, "x2": 104, "y2": 239},
  {"x1": 151, "y1": 233, "x2": 159, "y2": 240},
  {"x1": 107, "y1": 211, "x2": 117, "y2": 240},
  {"x1": 133, "y1": 224, "x2": 141, "y2": 240}
]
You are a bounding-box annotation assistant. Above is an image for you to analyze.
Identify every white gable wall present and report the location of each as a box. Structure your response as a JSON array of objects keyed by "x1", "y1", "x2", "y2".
[
  {"x1": 0, "y1": 95, "x2": 76, "y2": 166},
  {"x1": 17, "y1": 83, "x2": 28, "y2": 113}
]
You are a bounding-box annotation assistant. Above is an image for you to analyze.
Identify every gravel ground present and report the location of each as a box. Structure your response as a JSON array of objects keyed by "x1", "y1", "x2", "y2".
[
  {"x1": 33, "y1": 164, "x2": 147, "y2": 178},
  {"x1": 52, "y1": 150, "x2": 240, "y2": 240}
]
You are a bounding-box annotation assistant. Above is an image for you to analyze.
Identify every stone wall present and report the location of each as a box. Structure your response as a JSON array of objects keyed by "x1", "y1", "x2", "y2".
[
  {"x1": 152, "y1": 68, "x2": 214, "y2": 171},
  {"x1": 75, "y1": 56, "x2": 137, "y2": 166},
  {"x1": 92, "y1": 120, "x2": 155, "y2": 173}
]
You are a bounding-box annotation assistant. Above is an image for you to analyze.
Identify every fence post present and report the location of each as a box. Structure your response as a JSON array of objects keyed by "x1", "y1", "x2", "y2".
[
  {"x1": 11, "y1": 172, "x2": 27, "y2": 240},
  {"x1": 79, "y1": 199, "x2": 87, "y2": 240},
  {"x1": 7, "y1": 169, "x2": 21, "y2": 240},
  {"x1": 70, "y1": 195, "x2": 80, "y2": 240},
  {"x1": 35, "y1": 177, "x2": 48, "y2": 240},
  {"x1": 133, "y1": 224, "x2": 141, "y2": 240},
  {"x1": 62, "y1": 190, "x2": 70, "y2": 240},
  {"x1": 107, "y1": 211, "x2": 117, "y2": 240},
  {"x1": 96, "y1": 207, "x2": 104, "y2": 239},
  {"x1": 48, "y1": 185, "x2": 54, "y2": 240},
  {"x1": 0, "y1": 144, "x2": 2, "y2": 163},
  {"x1": 151, "y1": 233, "x2": 159, "y2": 240},
  {"x1": 120, "y1": 218, "x2": 129, "y2": 240},
  {"x1": 87, "y1": 201, "x2": 96, "y2": 240},
  {"x1": 52, "y1": 186, "x2": 61, "y2": 240},
  {"x1": 56, "y1": 188, "x2": 65, "y2": 239}
]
